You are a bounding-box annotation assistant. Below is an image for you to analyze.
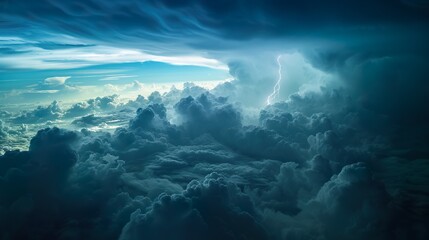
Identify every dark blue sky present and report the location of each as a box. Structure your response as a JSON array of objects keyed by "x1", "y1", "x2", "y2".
[{"x1": 1, "y1": 0, "x2": 428, "y2": 71}]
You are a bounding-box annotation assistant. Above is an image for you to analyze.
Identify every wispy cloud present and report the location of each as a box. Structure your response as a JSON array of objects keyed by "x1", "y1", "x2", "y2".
[
  {"x1": 99, "y1": 74, "x2": 137, "y2": 81},
  {"x1": 0, "y1": 40, "x2": 228, "y2": 70}
]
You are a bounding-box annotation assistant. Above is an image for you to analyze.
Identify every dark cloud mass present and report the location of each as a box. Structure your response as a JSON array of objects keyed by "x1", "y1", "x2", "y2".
[
  {"x1": 1, "y1": 88, "x2": 429, "y2": 239},
  {"x1": 1, "y1": 1, "x2": 429, "y2": 240}
]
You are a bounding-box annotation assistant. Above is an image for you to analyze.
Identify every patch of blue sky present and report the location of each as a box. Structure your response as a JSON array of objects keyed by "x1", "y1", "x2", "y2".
[{"x1": 0, "y1": 61, "x2": 231, "y2": 91}]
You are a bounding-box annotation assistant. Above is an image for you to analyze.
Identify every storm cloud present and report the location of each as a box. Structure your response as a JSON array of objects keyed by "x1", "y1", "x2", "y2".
[
  {"x1": 1, "y1": 1, "x2": 429, "y2": 240},
  {"x1": 2, "y1": 1, "x2": 429, "y2": 100},
  {"x1": 1, "y1": 87, "x2": 428, "y2": 239}
]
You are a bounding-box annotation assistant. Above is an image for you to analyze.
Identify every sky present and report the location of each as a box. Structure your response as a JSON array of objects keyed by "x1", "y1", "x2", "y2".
[{"x1": 1, "y1": 1, "x2": 429, "y2": 240}]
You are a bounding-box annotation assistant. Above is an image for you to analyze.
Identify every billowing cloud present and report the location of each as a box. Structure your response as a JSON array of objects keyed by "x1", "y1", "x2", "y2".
[
  {"x1": 1, "y1": 1, "x2": 429, "y2": 239},
  {"x1": 13, "y1": 101, "x2": 63, "y2": 124},
  {"x1": 2, "y1": 87, "x2": 428, "y2": 239}
]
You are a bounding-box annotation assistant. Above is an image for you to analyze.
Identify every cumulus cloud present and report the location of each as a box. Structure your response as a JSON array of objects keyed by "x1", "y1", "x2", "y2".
[
  {"x1": 13, "y1": 101, "x2": 63, "y2": 124},
  {"x1": 1, "y1": 1, "x2": 429, "y2": 238},
  {"x1": 72, "y1": 114, "x2": 112, "y2": 127},
  {"x1": 9, "y1": 95, "x2": 123, "y2": 124},
  {"x1": 1, "y1": 88, "x2": 428, "y2": 240},
  {"x1": 120, "y1": 173, "x2": 268, "y2": 240},
  {"x1": 65, "y1": 95, "x2": 120, "y2": 117},
  {"x1": 0, "y1": 128, "x2": 78, "y2": 238},
  {"x1": 310, "y1": 162, "x2": 391, "y2": 239}
]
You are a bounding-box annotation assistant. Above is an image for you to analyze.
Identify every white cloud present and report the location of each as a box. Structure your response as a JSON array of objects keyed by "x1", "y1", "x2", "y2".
[
  {"x1": 99, "y1": 74, "x2": 137, "y2": 81},
  {"x1": 0, "y1": 43, "x2": 228, "y2": 70},
  {"x1": 44, "y1": 76, "x2": 71, "y2": 85}
]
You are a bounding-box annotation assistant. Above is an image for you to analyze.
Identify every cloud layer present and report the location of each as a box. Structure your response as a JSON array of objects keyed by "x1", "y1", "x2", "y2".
[
  {"x1": 1, "y1": 85, "x2": 428, "y2": 239},
  {"x1": 1, "y1": 1, "x2": 429, "y2": 239}
]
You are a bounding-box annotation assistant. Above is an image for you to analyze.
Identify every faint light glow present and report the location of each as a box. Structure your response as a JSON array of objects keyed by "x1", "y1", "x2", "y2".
[{"x1": 266, "y1": 55, "x2": 282, "y2": 105}]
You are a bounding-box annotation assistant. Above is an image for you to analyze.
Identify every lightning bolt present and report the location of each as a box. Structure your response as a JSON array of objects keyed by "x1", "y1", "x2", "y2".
[{"x1": 266, "y1": 55, "x2": 282, "y2": 105}]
